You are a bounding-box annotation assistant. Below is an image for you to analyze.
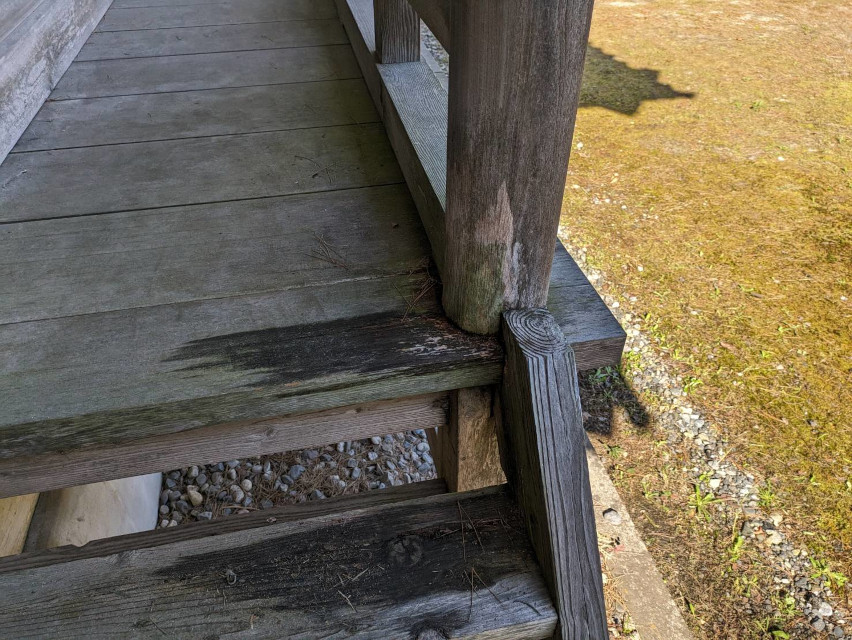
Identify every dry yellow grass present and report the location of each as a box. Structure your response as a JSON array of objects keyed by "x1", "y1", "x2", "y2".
[{"x1": 564, "y1": 0, "x2": 851, "y2": 583}]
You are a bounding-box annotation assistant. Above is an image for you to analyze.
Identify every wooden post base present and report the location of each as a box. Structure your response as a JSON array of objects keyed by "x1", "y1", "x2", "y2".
[{"x1": 429, "y1": 386, "x2": 506, "y2": 492}]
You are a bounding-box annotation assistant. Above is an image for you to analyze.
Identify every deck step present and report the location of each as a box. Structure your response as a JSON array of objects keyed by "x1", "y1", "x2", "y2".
[{"x1": 0, "y1": 482, "x2": 557, "y2": 639}]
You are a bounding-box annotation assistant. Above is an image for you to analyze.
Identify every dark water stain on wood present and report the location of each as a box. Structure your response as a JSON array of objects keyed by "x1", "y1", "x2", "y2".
[
  {"x1": 165, "y1": 311, "x2": 502, "y2": 389},
  {"x1": 152, "y1": 490, "x2": 535, "y2": 634}
]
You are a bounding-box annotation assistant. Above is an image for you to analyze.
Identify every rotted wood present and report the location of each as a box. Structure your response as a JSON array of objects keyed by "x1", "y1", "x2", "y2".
[
  {"x1": 374, "y1": 0, "x2": 419, "y2": 63},
  {"x1": 432, "y1": 386, "x2": 506, "y2": 492},
  {"x1": 499, "y1": 309, "x2": 608, "y2": 639},
  {"x1": 0, "y1": 486, "x2": 557, "y2": 639},
  {"x1": 443, "y1": 0, "x2": 596, "y2": 334}
]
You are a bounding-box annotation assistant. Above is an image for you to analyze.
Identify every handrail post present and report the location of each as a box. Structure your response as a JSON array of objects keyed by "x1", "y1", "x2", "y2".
[
  {"x1": 374, "y1": 0, "x2": 420, "y2": 63},
  {"x1": 443, "y1": 0, "x2": 595, "y2": 334}
]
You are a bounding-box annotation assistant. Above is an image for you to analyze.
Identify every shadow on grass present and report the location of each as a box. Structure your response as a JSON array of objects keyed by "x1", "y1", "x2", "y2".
[
  {"x1": 581, "y1": 45, "x2": 694, "y2": 115},
  {"x1": 579, "y1": 365, "x2": 651, "y2": 435}
]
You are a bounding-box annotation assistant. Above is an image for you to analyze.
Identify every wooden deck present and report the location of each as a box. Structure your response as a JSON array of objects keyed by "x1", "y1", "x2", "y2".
[{"x1": 0, "y1": 0, "x2": 623, "y2": 498}]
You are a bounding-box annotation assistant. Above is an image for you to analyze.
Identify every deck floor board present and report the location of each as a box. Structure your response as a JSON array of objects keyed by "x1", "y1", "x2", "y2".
[
  {"x1": 96, "y1": 1, "x2": 338, "y2": 32},
  {"x1": 53, "y1": 45, "x2": 361, "y2": 100},
  {"x1": 78, "y1": 19, "x2": 348, "y2": 61}
]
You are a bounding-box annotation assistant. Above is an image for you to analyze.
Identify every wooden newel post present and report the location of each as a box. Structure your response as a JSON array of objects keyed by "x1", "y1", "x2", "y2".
[
  {"x1": 444, "y1": 0, "x2": 595, "y2": 334},
  {"x1": 500, "y1": 308, "x2": 608, "y2": 639},
  {"x1": 374, "y1": 0, "x2": 420, "y2": 64}
]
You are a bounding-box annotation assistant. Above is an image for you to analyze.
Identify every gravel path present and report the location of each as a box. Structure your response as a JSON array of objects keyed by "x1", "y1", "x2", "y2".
[
  {"x1": 157, "y1": 430, "x2": 436, "y2": 526},
  {"x1": 561, "y1": 228, "x2": 850, "y2": 639}
]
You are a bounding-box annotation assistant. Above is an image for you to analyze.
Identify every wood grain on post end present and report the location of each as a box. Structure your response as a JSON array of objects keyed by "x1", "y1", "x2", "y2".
[
  {"x1": 374, "y1": 0, "x2": 419, "y2": 63},
  {"x1": 500, "y1": 309, "x2": 609, "y2": 639},
  {"x1": 443, "y1": 0, "x2": 595, "y2": 334}
]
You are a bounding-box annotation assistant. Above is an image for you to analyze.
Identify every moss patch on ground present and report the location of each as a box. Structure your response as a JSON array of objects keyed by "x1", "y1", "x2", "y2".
[{"x1": 564, "y1": 0, "x2": 851, "y2": 608}]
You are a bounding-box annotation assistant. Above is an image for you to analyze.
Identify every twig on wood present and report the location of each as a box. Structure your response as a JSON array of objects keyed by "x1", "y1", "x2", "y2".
[
  {"x1": 306, "y1": 233, "x2": 350, "y2": 269},
  {"x1": 470, "y1": 566, "x2": 504, "y2": 607},
  {"x1": 457, "y1": 502, "x2": 483, "y2": 548},
  {"x1": 337, "y1": 590, "x2": 357, "y2": 613}
]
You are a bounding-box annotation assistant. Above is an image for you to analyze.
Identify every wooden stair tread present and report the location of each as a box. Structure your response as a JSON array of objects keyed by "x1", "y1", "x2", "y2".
[{"x1": 0, "y1": 484, "x2": 557, "y2": 639}]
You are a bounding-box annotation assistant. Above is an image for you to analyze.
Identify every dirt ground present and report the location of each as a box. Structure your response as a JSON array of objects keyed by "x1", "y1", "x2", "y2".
[{"x1": 564, "y1": 0, "x2": 851, "y2": 636}]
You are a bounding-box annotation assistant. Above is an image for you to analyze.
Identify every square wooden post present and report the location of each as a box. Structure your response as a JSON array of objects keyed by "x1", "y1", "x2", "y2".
[{"x1": 443, "y1": 0, "x2": 595, "y2": 335}]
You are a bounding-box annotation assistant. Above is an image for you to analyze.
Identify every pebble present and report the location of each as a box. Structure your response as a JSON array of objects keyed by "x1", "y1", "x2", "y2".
[
  {"x1": 289, "y1": 465, "x2": 306, "y2": 480},
  {"x1": 240, "y1": 479, "x2": 252, "y2": 492},
  {"x1": 187, "y1": 488, "x2": 204, "y2": 507}
]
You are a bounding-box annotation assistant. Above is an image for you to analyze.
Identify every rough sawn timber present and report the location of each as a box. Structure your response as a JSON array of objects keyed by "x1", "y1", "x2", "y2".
[
  {"x1": 500, "y1": 309, "x2": 609, "y2": 639},
  {"x1": 374, "y1": 0, "x2": 419, "y2": 63},
  {"x1": 0, "y1": 486, "x2": 558, "y2": 639},
  {"x1": 443, "y1": 0, "x2": 596, "y2": 334},
  {"x1": 0, "y1": 394, "x2": 448, "y2": 498}
]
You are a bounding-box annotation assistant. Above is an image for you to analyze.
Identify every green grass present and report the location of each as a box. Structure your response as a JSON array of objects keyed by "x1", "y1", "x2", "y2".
[{"x1": 563, "y1": 0, "x2": 852, "y2": 585}]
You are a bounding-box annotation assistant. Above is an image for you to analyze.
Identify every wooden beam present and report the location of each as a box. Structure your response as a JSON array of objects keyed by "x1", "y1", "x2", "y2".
[
  {"x1": 408, "y1": 0, "x2": 451, "y2": 52},
  {"x1": 0, "y1": 494, "x2": 38, "y2": 557},
  {"x1": 443, "y1": 0, "x2": 595, "y2": 334},
  {"x1": 432, "y1": 386, "x2": 506, "y2": 492},
  {"x1": 0, "y1": 486, "x2": 557, "y2": 639},
  {"x1": 374, "y1": 0, "x2": 419, "y2": 63},
  {"x1": 499, "y1": 309, "x2": 608, "y2": 639},
  {"x1": 0, "y1": 480, "x2": 448, "y2": 573},
  {"x1": 0, "y1": 394, "x2": 448, "y2": 499}
]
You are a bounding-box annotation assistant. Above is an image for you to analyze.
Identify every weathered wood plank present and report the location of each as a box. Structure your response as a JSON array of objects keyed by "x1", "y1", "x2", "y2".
[
  {"x1": 549, "y1": 242, "x2": 626, "y2": 371},
  {"x1": 500, "y1": 309, "x2": 608, "y2": 639},
  {"x1": 335, "y1": 0, "x2": 382, "y2": 111},
  {"x1": 111, "y1": 0, "x2": 273, "y2": 8},
  {"x1": 15, "y1": 79, "x2": 378, "y2": 152},
  {"x1": 0, "y1": 124, "x2": 401, "y2": 222},
  {"x1": 0, "y1": 277, "x2": 502, "y2": 461},
  {"x1": 433, "y1": 386, "x2": 506, "y2": 492},
  {"x1": 78, "y1": 18, "x2": 348, "y2": 61},
  {"x1": 408, "y1": 0, "x2": 451, "y2": 53},
  {"x1": 0, "y1": 186, "x2": 423, "y2": 323},
  {"x1": 374, "y1": 0, "x2": 419, "y2": 63},
  {"x1": 0, "y1": 494, "x2": 38, "y2": 557},
  {"x1": 379, "y1": 60, "x2": 449, "y2": 270},
  {"x1": 0, "y1": 487, "x2": 557, "y2": 639},
  {"x1": 0, "y1": 0, "x2": 111, "y2": 162},
  {"x1": 53, "y1": 45, "x2": 360, "y2": 100},
  {"x1": 0, "y1": 394, "x2": 448, "y2": 498},
  {"x1": 443, "y1": 0, "x2": 595, "y2": 334},
  {"x1": 0, "y1": 480, "x2": 449, "y2": 572},
  {"x1": 96, "y1": 0, "x2": 338, "y2": 32}
]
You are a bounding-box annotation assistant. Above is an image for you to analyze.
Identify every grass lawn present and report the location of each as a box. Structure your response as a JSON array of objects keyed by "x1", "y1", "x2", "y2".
[{"x1": 563, "y1": 0, "x2": 850, "y2": 633}]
